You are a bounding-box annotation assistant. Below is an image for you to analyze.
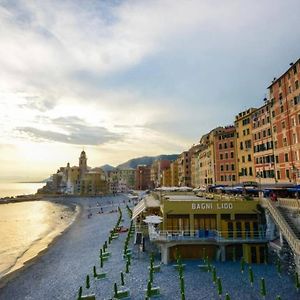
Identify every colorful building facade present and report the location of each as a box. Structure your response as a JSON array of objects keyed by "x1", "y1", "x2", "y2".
[
  {"x1": 269, "y1": 59, "x2": 300, "y2": 184},
  {"x1": 235, "y1": 108, "x2": 257, "y2": 184}
]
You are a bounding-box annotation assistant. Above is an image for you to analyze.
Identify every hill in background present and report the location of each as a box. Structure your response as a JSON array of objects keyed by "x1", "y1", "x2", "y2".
[{"x1": 116, "y1": 154, "x2": 178, "y2": 169}]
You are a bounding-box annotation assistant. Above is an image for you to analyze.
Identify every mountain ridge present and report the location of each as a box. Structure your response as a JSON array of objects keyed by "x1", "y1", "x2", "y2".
[{"x1": 100, "y1": 154, "x2": 178, "y2": 171}]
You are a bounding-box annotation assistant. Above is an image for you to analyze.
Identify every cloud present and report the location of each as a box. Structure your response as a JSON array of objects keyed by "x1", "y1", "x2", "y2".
[
  {"x1": 19, "y1": 95, "x2": 56, "y2": 112},
  {"x1": 17, "y1": 116, "x2": 121, "y2": 145}
]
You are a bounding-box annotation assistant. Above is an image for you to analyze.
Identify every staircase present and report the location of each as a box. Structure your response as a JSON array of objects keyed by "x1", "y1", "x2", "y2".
[
  {"x1": 261, "y1": 198, "x2": 300, "y2": 256},
  {"x1": 277, "y1": 207, "x2": 300, "y2": 239}
]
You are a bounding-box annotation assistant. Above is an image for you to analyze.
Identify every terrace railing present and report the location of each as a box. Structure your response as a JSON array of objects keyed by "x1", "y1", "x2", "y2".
[
  {"x1": 150, "y1": 229, "x2": 267, "y2": 243},
  {"x1": 261, "y1": 198, "x2": 300, "y2": 256}
]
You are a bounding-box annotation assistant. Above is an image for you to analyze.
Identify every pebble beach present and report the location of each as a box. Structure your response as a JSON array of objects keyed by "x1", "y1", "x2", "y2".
[{"x1": 0, "y1": 194, "x2": 299, "y2": 300}]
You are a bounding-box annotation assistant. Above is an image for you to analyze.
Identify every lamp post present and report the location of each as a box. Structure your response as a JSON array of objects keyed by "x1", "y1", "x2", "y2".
[
  {"x1": 140, "y1": 169, "x2": 142, "y2": 191},
  {"x1": 292, "y1": 166, "x2": 300, "y2": 215},
  {"x1": 256, "y1": 174, "x2": 262, "y2": 198}
]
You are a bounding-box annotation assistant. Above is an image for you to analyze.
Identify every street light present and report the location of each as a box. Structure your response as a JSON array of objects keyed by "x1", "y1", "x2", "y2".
[
  {"x1": 139, "y1": 169, "x2": 142, "y2": 191},
  {"x1": 256, "y1": 173, "x2": 262, "y2": 198}
]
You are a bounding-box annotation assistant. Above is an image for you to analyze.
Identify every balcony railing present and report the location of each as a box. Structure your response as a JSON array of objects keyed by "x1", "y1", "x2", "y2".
[{"x1": 150, "y1": 229, "x2": 267, "y2": 243}]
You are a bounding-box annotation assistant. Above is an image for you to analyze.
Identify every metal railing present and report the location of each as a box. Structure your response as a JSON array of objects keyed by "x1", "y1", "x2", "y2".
[
  {"x1": 261, "y1": 198, "x2": 300, "y2": 255},
  {"x1": 150, "y1": 229, "x2": 266, "y2": 243}
]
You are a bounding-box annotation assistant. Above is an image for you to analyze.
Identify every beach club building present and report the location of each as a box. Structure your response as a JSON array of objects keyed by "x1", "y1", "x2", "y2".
[{"x1": 133, "y1": 192, "x2": 268, "y2": 264}]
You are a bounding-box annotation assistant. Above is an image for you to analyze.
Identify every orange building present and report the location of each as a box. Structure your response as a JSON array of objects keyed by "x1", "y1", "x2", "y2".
[
  {"x1": 252, "y1": 102, "x2": 276, "y2": 185},
  {"x1": 268, "y1": 59, "x2": 300, "y2": 184},
  {"x1": 135, "y1": 165, "x2": 151, "y2": 190},
  {"x1": 177, "y1": 151, "x2": 191, "y2": 187},
  {"x1": 214, "y1": 126, "x2": 238, "y2": 186}
]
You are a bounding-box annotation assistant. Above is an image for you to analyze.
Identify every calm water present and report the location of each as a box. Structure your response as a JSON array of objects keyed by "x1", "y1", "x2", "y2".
[
  {"x1": 0, "y1": 182, "x2": 45, "y2": 198},
  {"x1": 0, "y1": 201, "x2": 76, "y2": 278}
]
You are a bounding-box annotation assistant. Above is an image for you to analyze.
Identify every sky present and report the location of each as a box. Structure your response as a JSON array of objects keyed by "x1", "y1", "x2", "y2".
[{"x1": 0, "y1": 0, "x2": 300, "y2": 181}]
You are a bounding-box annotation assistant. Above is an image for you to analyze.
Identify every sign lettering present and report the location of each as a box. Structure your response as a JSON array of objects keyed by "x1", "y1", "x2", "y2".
[{"x1": 192, "y1": 202, "x2": 233, "y2": 210}]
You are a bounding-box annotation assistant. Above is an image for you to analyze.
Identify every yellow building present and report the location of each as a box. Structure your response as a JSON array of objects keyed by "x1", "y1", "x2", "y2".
[
  {"x1": 140, "y1": 192, "x2": 267, "y2": 264},
  {"x1": 80, "y1": 171, "x2": 108, "y2": 195},
  {"x1": 170, "y1": 161, "x2": 179, "y2": 187},
  {"x1": 235, "y1": 108, "x2": 257, "y2": 184},
  {"x1": 198, "y1": 129, "x2": 221, "y2": 187},
  {"x1": 162, "y1": 168, "x2": 171, "y2": 187}
]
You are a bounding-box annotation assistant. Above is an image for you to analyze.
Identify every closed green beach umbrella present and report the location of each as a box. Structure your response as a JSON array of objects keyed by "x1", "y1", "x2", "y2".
[
  {"x1": 260, "y1": 277, "x2": 266, "y2": 298},
  {"x1": 86, "y1": 275, "x2": 90, "y2": 289},
  {"x1": 77, "y1": 286, "x2": 82, "y2": 300},
  {"x1": 240, "y1": 257, "x2": 245, "y2": 273},
  {"x1": 212, "y1": 267, "x2": 217, "y2": 284},
  {"x1": 225, "y1": 293, "x2": 231, "y2": 300},
  {"x1": 114, "y1": 282, "x2": 118, "y2": 298},
  {"x1": 217, "y1": 277, "x2": 222, "y2": 297},
  {"x1": 295, "y1": 272, "x2": 300, "y2": 290},
  {"x1": 248, "y1": 266, "x2": 254, "y2": 287}
]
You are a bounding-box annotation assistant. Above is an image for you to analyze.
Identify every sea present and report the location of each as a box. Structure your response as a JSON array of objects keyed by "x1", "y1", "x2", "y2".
[
  {"x1": 0, "y1": 182, "x2": 45, "y2": 198},
  {"x1": 0, "y1": 186, "x2": 78, "y2": 280}
]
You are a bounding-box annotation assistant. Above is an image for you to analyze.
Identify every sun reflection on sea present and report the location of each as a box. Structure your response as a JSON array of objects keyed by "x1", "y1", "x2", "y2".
[{"x1": 0, "y1": 201, "x2": 75, "y2": 277}]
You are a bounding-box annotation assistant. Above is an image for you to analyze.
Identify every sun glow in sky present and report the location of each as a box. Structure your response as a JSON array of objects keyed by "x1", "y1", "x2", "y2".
[{"x1": 0, "y1": 0, "x2": 300, "y2": 181}]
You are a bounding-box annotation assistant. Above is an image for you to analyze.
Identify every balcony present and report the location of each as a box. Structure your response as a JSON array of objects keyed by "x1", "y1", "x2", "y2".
[{"x1": 150, "y1": 229, "x2": 267, "y2": 243}]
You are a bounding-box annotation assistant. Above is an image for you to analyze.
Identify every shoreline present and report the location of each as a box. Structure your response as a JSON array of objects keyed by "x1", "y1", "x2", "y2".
[{"x1": 0, "y1": 200, "x2": 82, "y2": 289}]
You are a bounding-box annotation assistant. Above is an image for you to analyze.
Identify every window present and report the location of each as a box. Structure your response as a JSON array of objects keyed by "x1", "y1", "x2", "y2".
[
  {"x1": 248, "y1": 154, "x2": 252, "y2": 162},
  {"x1": 230, "y1": 152, "x2": 234, "y2": 158},
  {"x1": 242, "y1": 156, "x2": 245, "y2": 163},
  {"x1": 240, "y1": 142, "x2": 243, "y2": 150},
  {"x1": 254, "y1": 133, "x2": 257, "y2": 140},
  {"x1": 245, "y1": 140, "x2": 252, "y2": 148},
  {"x1": 220, "y1": 154, "x2": 223, "y2": 160},
  {"x1": 296, "y1": 80, "x2": 299, "y2": 90},
  {"x1": 221, "y1": 165, "x2": 224, "y2": 171},
  {"x1": 282, "y1": 121, "x2": 285, "y2": 129},
  {"x1": 232, "y1": 175, "x2": 236, "y2": 181},
  {"x1": 277, "y1": 170, "x2": 281, "y2": 180},
  {"x1": 293, "y1": 65, "x2": 297, "y2": 74},
  {"x1": 275, "y1": 156, "x2": 279, "y2": 163},
  {"x1": 225, "y1": 153, "x2": 228, "y2": 159},
  {"x1": 247, "y1": 128, "x2": 250, "y2": 135},
  {"x1": 226, "y1": 164, "x2": 229, "y2": 171},
  {"x1": 231, "y1": 164, "x2": 235, "y2": 171},
  {"x1": 230, "y1": 141, "x2": 234, "y2": 148},
  {"x1": 285, "y1": 153, "x2": 289, "y2": 162},
  {"x1": 283, "y1": 137, "x2": 287, "y2": 146},
  {"x1": 219, "y1": 144, "x2": 222, "y2": 149},
  {"x1": 243, "y1": 130, "x2": 246, "y2": 136},
  {"x1": 263, "y1": 130, "x2": 266, "y2": 138},
  {"x1": 221, "y1": 175, "x2": 224, "y2": 181},
  {"x1": 249, "y1": 167, "x2": 253, "y2": 176},
  {"x1": 268, "y1": 128, "x2": 271, "y2": 136},
  {"x1": 224, "y1": 143, "x2": 227, "y2": 149},
  {"x1": 293, "y1": 133, "x2": 297, "y2": 144},
  {"x1": 286, "y1": 169, "x2": 290, "y2": 179},
  {"x1": 273, "y1": 126, "x2": 277, "y2": 133}
]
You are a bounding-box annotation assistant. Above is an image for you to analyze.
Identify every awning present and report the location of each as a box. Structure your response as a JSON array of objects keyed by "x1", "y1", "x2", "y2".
[{"x1": 132, "y1": 199, "x2": 147, "y2": 220}]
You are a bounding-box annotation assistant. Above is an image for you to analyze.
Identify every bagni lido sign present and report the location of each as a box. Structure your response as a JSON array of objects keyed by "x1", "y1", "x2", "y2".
[{"x1": 192, "y1": 202, "x2": 233, "y2": 210}]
